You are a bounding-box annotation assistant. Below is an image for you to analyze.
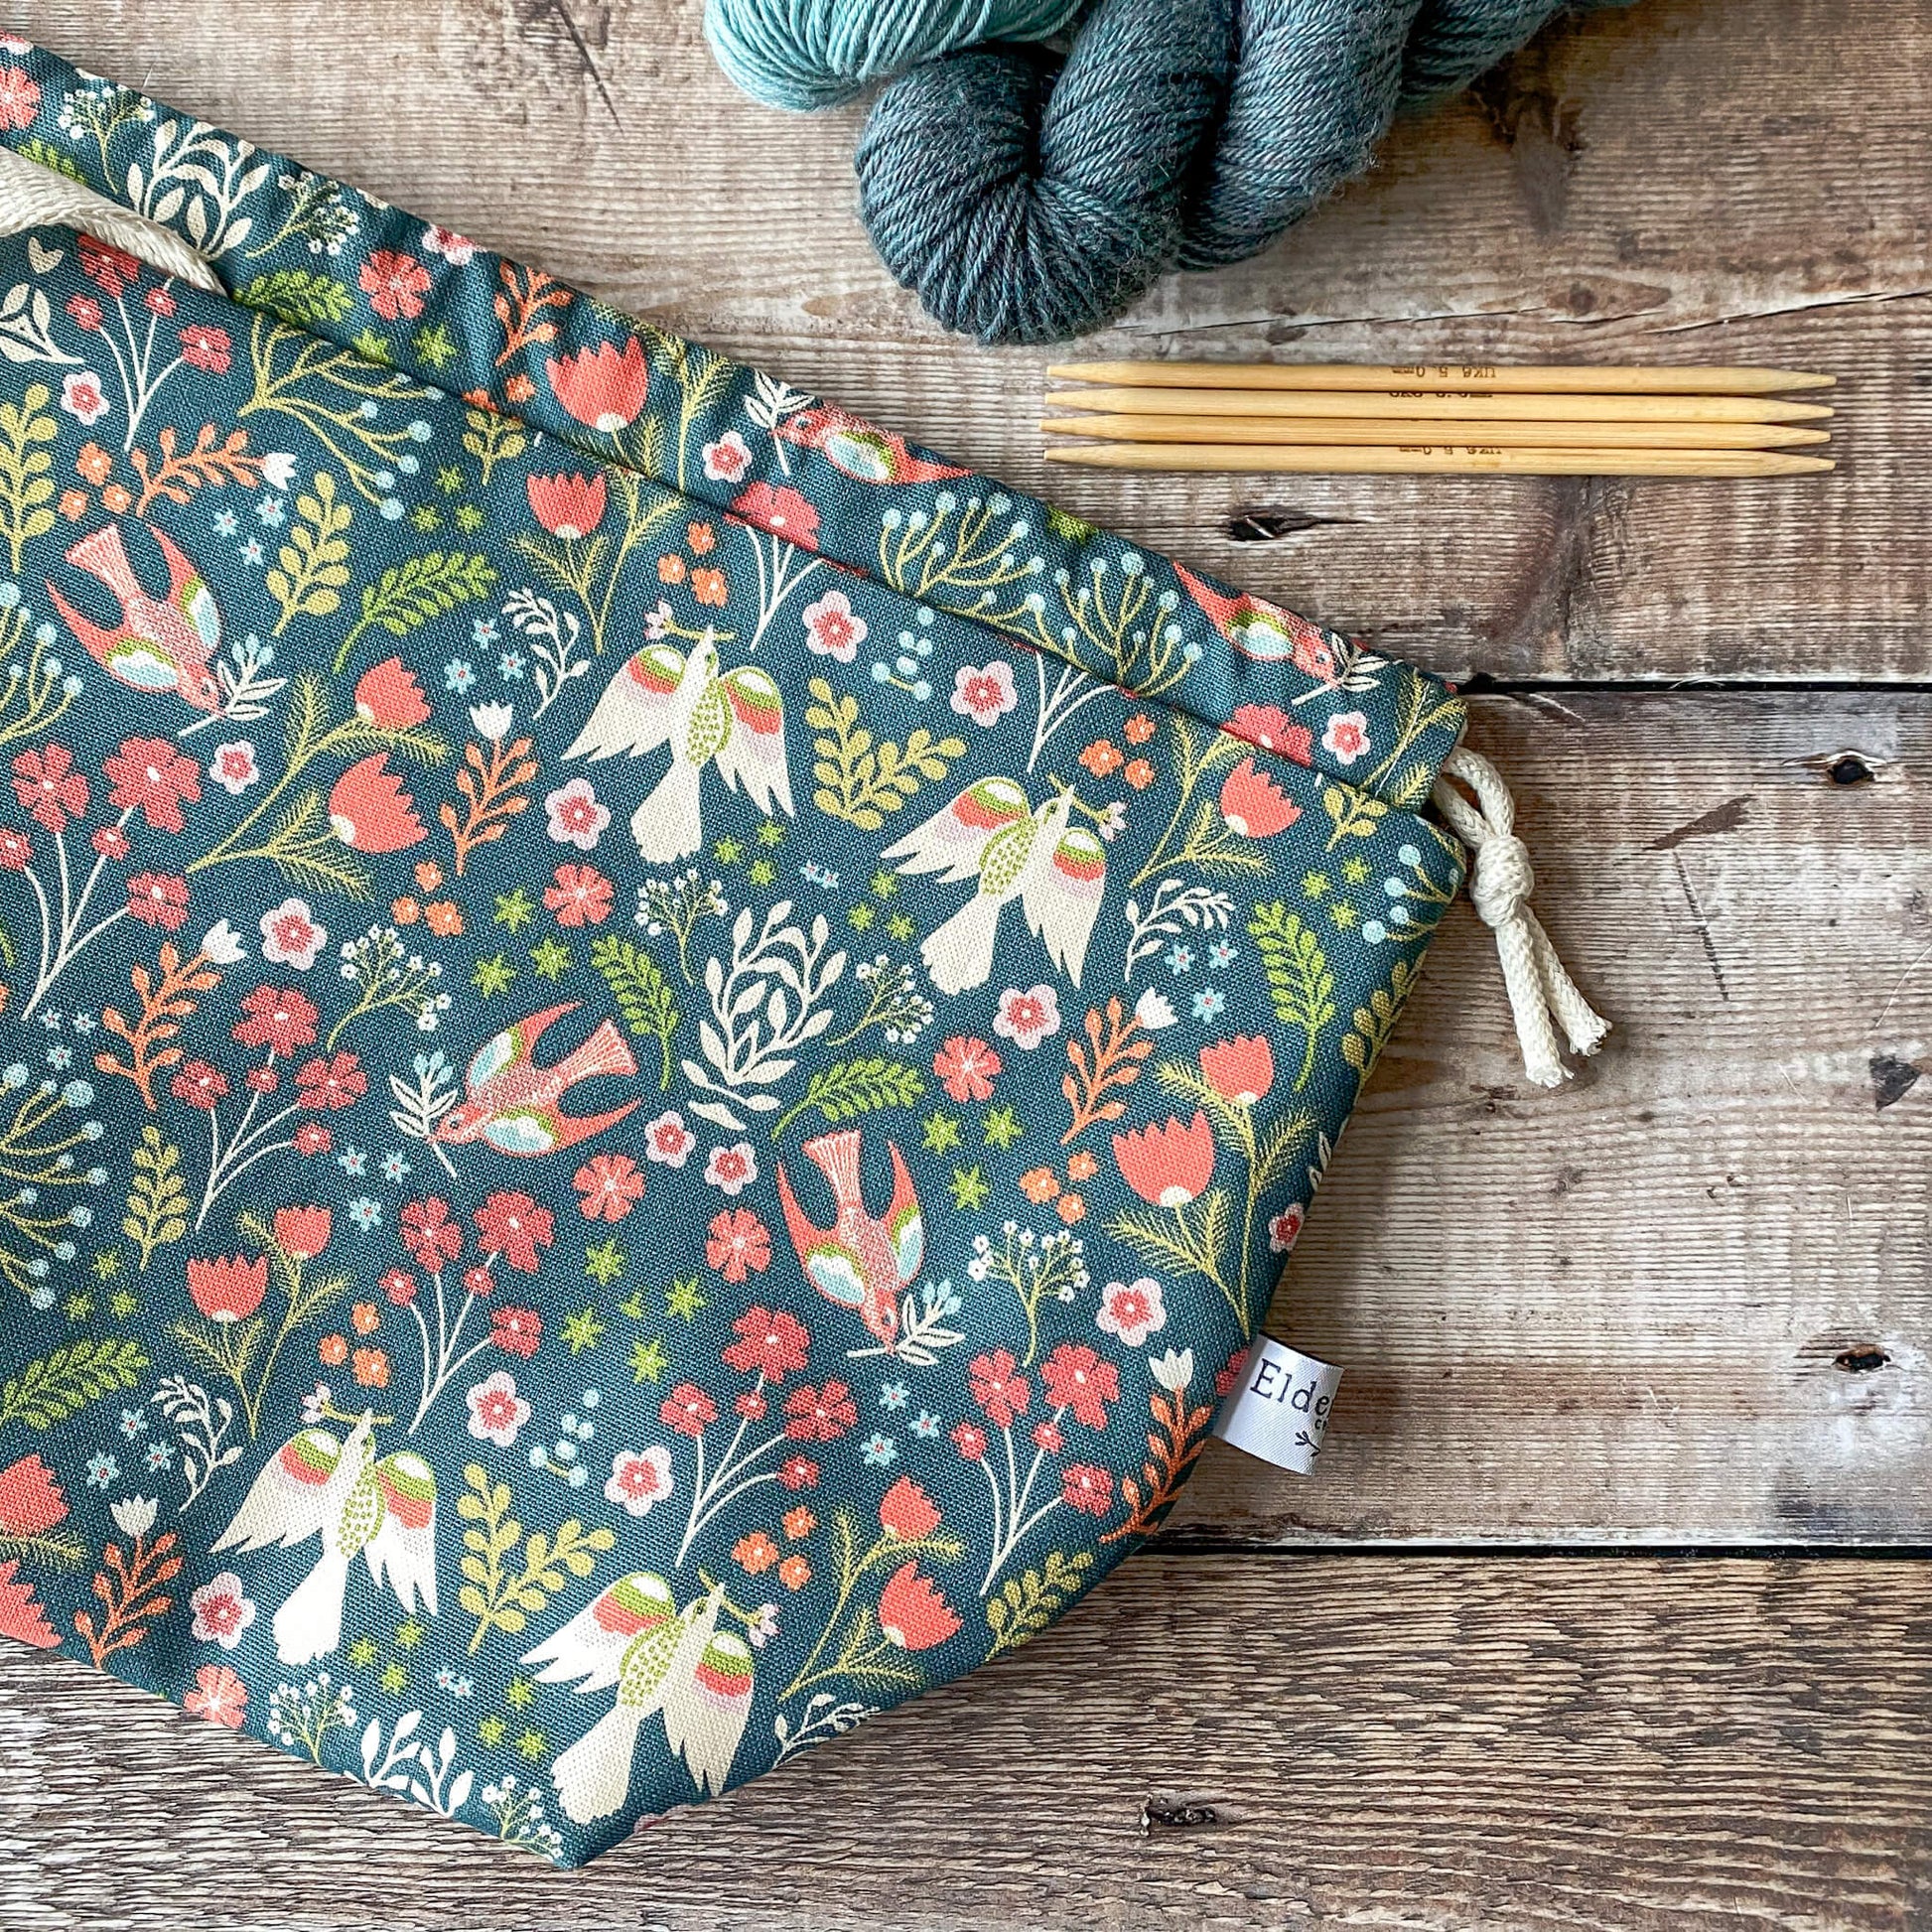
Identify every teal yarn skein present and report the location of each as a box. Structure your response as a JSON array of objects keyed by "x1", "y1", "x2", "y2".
[
  {"x1": 743, "y1": 0, "x2": 1631, "y2": 343},
  {"x1": 705, "y1": 0, "x2": 1085, "y2": 110}
]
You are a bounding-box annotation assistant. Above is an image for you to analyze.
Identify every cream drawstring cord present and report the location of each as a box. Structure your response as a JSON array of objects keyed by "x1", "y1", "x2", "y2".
[
  {"x1": 0, "y1": 150, "x2": 1607, "y2": 1089},
  {"x1": 0, "y1": 144, "x2": 223, "y2": 289},
  {"x1": 1432, "y1": 744, "x2": 1608, "y2": 1087}
]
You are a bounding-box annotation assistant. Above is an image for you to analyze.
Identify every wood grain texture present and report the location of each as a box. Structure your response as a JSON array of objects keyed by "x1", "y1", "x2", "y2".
[
  {"x1": 5, "y1": 1558, "x2": 1928, "y2": 1931},
  {"x1": 24, "y1": 0, "x2": 1929, "y2": 682}
]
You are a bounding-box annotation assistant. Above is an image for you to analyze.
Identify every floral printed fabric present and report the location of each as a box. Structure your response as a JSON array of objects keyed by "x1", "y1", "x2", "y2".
[{"x1": 0, "y1": 41, "x2": 1466, "y2": 1865}]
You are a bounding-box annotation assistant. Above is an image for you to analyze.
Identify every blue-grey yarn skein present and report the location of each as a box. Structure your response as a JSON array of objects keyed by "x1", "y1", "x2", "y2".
[
  {"x1": 855, "y1": 0, "x2": 1635, "y2": 343},
  {"x1": 706, "y1": 0, "x2": 1085, "y2": 110}
]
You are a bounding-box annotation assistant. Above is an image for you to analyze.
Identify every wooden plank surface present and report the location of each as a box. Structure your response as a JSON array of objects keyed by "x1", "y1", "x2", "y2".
[
  {"x1": 38, "y1": 0, "x2": 1932, "y2": 683},
  {"x1": 5, "y1": 1557, "x2": 1928, "y2": 1931},
  {"x1": 5, "y1": 1, "x2": 1930, "y2": 1921}
]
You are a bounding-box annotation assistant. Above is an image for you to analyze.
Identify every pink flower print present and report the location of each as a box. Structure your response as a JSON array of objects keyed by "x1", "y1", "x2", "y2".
[
  {"x1": 207, "y1": 741, "x2": 260, "y2": 796},
  {"x1": 1096, "y1": 1275, "x2": 1167, "y2": 1348},
  {"x1": 184, "y1": 1662, "x2": 247, "y2": 1728},
  {"x1": 189, "y1": 1572, "x2": 256, "y2": 1649},
  {"x1": 604, "y1": 1446, "x2": 674, "y2": 1517},
  {"x1": 59, "y1": 371, "x2": 108, "y2": 427},
  {"x1": 1320, "y1": 710, "x2": 1371, "y2": 766},
  {"x1": 703, "y1": 1141, "x2": 758, "y2": 1195},
  {"x1": 994, "y1": 983, "x2": 1060, "y2": 1050},
  {"x1": 1269, "y1": 1202, "x2": 1306, "y2": 1253},
  {"x1": 420, "y1": 225, "x2": 476, "y2": 265},
  {"x1": 466, "y1": 1369, "x2": 531, "y2": 1449},
  {"x1": 643, "y1": 1109, "x2": 695, "y2": 1168},
  {"x1": 260, "y1": 896, "x2": 327, "y2": 969},
  {"x1": 703, "y1": 430, "x2": 752, "y2": 483},
  {"x1": 801, "y1": 590, "x2": 866, "y2": 663},
  {"x1": 543, "y1": 775, "x2": 609, "y2": 850},
  {"x1": 949, "y1": 660, "x2": 1018, "y2": 728}
]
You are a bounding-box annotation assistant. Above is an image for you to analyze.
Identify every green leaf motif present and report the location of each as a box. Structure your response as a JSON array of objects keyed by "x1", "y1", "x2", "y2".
[
  {"x1": 0, "y1": 1338, "x2": 151, "y2": 1432},
  {"x1": 333, "y1": 550, "x2": 499, "y2": 673},
  {"x1": 266, "y1": 470, "x2": 351, "y2": 636},
  {"x1": 984, "y1": 1549, "x2": 1092, "y2": 1662},
  {"x1": 1248, "y1": 901, "x2": 1336, "y2": 1091},
  {"x1": 772, "y1": 1056, "x2": 926, "y2": 1143},
  {"x1": 456, "y1": 1461, "x2": 617, "y2": 1654},
  {"x1": 805, "y1": 676, "x2": 965, "y2": 831},
  {"x1": 0, "y1": 380, "x2": 57, "y2": 574},
  {"x1": 236, "y1": 269, "x2": 355, "y2": 329},
  {"x1": 590, "y1": 933, "x2": 678, "y2": 1090},
  {"x1": 1341, "y1": 958, "x2": 1422, "y2": 1077},
  {"x1": 123, "y1": 1125, "x2": 189, "y2": 1272}
]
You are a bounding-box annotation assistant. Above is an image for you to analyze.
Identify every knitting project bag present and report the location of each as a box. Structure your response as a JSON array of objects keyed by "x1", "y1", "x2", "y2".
[{"x1": 0, "y1": 41, "x2": 1600, "y2": 1865}]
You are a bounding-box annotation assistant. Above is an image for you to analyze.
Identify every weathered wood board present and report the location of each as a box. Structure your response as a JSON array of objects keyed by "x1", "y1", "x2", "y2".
[
  {"x1": 4, "y1": 0, "x2": 1929, "y2": 1922},
  {"x1": 6, "y1": 1558, "x2": 1928, "y2": 1931}
]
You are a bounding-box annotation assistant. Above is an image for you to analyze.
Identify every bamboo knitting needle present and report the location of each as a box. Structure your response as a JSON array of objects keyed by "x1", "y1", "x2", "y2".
[
  {"x1": 1039, "y1": 413, "x2": 1832, "y2": 451},
  {"x1": 1043, "y1": 386, "x2": 1833, "y2": 424},
  {"x1": 1047, "y1": 360, "x2": 1836, "y2": 394},
  {"x1": 1042, "y1": 444, "x2": 1835, "y2": 478}
]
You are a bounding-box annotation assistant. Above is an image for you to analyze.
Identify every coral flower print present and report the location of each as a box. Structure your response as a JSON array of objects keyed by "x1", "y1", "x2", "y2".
[
  {"x1": 643, "y1": 1109, "x2": 696, "y2": 1168},
  {"x1": 189, "y1": 1572, "x2": 256, "y2": 1649},
  {"x1": 105, "y1": 738, "x2": 201, "y2": 832},
  {"x1": 1229, "y1": 703, "x2": 1313, "y2": 766},
  {"x1": 11, "y1": 745, "x2": 88, "y2": 832},
  {"x1": 544, "y1": 338, "x2": 648, "y2": 433},
  {"x1": 475, "y1": 1190, "x2": 553, "y2": 1273},
  {"x1": 187, "y1": 1254, "x2": 267, "y2": 1324},
  {"x1": 1060, "y1": 1463, "x2": 1114, "y2": 1516},
  {"x1": 1320, "y1": 710, "x2": 1371, "y2": 766},
  {"x1": 60, "y1": 370, "x2": 109, "y2": 426},
  {"x1": 544, "y1": 776, "x2": 609, "y2": 851},
  {"x1": 783, "y1": 1381, "x2": 857, "y2": 1442},
  {"x1": 574, "y1": 1153, "x2": 643, "y2": 1221},
  {"x1": 1113, "y1": 1111, "x2": 1216, "y2": 1208},
  {"x1": 358, "y1": 247, "x2": 431, "y2": 321},
  {"x1": 467, "y1": 1369, "x2": 532, "y2": 1448},
  {"x1": 994, "y1": 983, "x2": 1060, "y2": 1050},
  {"x1": 933, "y1": 1035, "x2": 1000, "y2": 1103},
  {"x1": 661, "y1": 1383, "x2": 718, "y2": 1437},
  {"x1": 544, "y1": 863, "x2": 613, "y2": 926},
  {"x1": 1199, "y1": 1035, "x2": 1276, "y2": 1107},
  {"x1": 490, "y1": 1306, "x2": 542, "y2": 1357},
  {"x1": 801, "y1": 589, "x2": 866, "y2": 662},
  {"x1": 707, "y1": 1206, "x2": 771, "y2": 1284},
  {"x1": 722, "y1": 1307, "x2": 809, "y2": 1381},
  {"x1": 968, "y1": 1349, "x2": 1028, "y2": 1429},
  {"x1": 527, "y1": 472, "x2": 607, "y2": 540},
  {"x1": 177, "y1": 324, "x2": 231, "y2": 374},
  {"x1": 127, "y1": 871, "x2": 191, "y2": 930},
  {"x1": 1218, "y1": 757, "x2": 1301, "y2": 839},
  {"x1": 0, "y1": 65, "x2": 40, "y2": 130},
  {"x1": 273, "y1": 1205, "x2": 332, "y2": 1261},
  {"x1": 879, "y1": 1474, "x2": 941, "y2": 1540},
  {"x1": 232, "y1": 985, "x2": 319, "y2": 1054},
  {"x1": 730, "y1": 482, "x2": 819, "y2": 549},
  {"x1": 1097, "y1": 1276, "x2": 1167, "y2": 1347},
  {"x1": 604, "y1": 1446, "x2": 674, "y2": 1516},
  {"x1": 184, "y1": 1663, "x2": 247, "y2": 1729},
  {"x1": 260, "y1": 897, "x2": 328, "y2": 969},
  {"x1": 949, "y1": 660, "x2": 1018, "y2": 727},
  {"x1": 878, "y1": 1562, "x2": 962, "y2": 1650},
  {"x1": 1040, "y1": 1343, "x2": 1118, "y2": 1429}
]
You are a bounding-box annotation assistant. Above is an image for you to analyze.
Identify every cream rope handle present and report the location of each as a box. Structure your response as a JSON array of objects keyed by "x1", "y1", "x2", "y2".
[
  {"x1": 1432, "y1": 744, "x2": 1608, "y2": 1087},
  {"x1": 0, "y1": 143, "x2": 222, "y2": 290}
]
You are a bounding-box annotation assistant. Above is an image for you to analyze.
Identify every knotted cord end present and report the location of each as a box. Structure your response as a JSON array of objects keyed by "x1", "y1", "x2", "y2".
[{"x1": 1432, "y1": 744, "x2": 1608, "y2": 1088}]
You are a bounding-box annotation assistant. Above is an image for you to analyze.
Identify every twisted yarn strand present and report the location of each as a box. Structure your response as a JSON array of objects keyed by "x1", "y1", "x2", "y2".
[{"x1": 828, "y1": 0, "x2": 1634, "y2": 341}]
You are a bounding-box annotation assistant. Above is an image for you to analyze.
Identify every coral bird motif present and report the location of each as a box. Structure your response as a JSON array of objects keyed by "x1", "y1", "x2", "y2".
[
  {"x1": 776, "y1": 1129, "x2": 923, "y2": 1355},
  {"x1": 435, "y1": 1000, "x2": 639, "y2": 1156},
  {"x1": 212, "y1": 1408, "x2": 436, "y2": 1666},
  {"x1": 883, "y1": 776, "x2": 1109, "y2": 996},
  {"x1": 47, "y1": 522, "x2": 223, "y2": 712},
  {"x1": 1173, "y1": 562, "x2": 1340, "y2": 682},
  {"x1": 564, "y1": 633, "x2": 791, "y2": 862},
  {"x1": 773, "y1": 404, "x2": 969, "y2": 485},
  {"x1": 527, "y1": 1575, "x2": 755, "y2": 1824}
]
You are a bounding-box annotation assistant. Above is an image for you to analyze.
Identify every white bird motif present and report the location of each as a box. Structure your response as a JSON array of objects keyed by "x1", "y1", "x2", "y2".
[
  {"x1": 525, "y1": 1575, "x2": 756, "y2": 1824},
  {"x1": 563, "y1": 632, "x2": 791, "y2": 862},
  {"x1": 211, "y1": 1408, "x2": 436, "y2": 1666},
  {"x1": 881, "y1": 776, "x2": 1109, "y2": 995}
]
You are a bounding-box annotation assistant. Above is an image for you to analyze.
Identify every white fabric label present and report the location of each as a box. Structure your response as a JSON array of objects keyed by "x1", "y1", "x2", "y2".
[{"x1": 1212, "y1": 1335, "x2": 1342, "y2": 1474}]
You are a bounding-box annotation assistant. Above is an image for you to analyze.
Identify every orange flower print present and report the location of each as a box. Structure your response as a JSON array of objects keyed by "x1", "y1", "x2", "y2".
[
  {"x1": 58, "y1": 489, "x2": 86, "y2": 521},
  {"x1": 351, "y1": 1347, "x2": 389, "y2": 1389},
  {"x1": 391, "y1": 896, "x2": 421, "y2": 925},
  {"x1": 778, "y1": 1555, "x2": 811, "y2": 1591},
  {"x1": 1019, "y1": 1166, "x2": 1060, "y2": 1204},
  {"x1": 100, "y1": 483, "x2": 132, "y2": 515},
  {"x1": 1079, "y1": 739, "x2": 1124, "y2": 778},
  {"x1": 1124, "y1": 758, "x2": 1156, "y2": 790},
  {"x1": 1124, "y1": 712, "x2": 1156, "y2": 745},
  {"x1": 782, "y1": 1506, "x2": 816, "y2": 1540},
  {"x1": 318, "y1": 1334, "x2": 348, "y2": 1367},
  {"x1": 350, "y1": 1302, "x2": 380, "y2": 1335},
  {"x1": 414, "y1": 860, "x2": 445, "y2": 892},
  {"x1": 1066, "y1": 1149, "x2": 1099, "y2": 1182},
  {"x1": 424, "y1": 899, "x2": 464, "y2": 936},
  {"x1": 734, "y1": 1530, "x2": 778, "y2": 1575},
  {"x1": 75, "y1": 441, "x2": 111, "y2": 485},
  {"x1": 1056, "y1": 1191, "x2": 1086, "y2": 1225},
  {"x1": 691, "y1": 567, "x2": 729, "y2": 607},
  {"x1": 688, "y1": 520, "x2": 715, "y2": 554},
  {"x1": 503, "y1": 371, "x2": 536, "y2": 404},
  {"x1": 657, "y1": 553, "x2": 687, "y2": 585}
]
